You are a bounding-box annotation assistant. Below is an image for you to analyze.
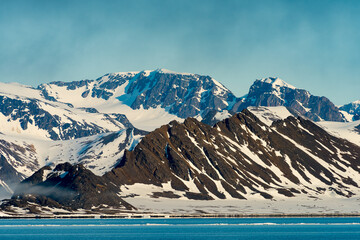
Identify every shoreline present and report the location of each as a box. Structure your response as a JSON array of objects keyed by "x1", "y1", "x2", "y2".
[{"x1": 1, "y1": 213, "x2": 360, "y2": 219}]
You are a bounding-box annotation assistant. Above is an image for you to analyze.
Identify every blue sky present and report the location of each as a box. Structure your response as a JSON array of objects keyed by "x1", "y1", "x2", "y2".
[{"x1": 0, "y1": 0, "x2": 359, "y2": 105}]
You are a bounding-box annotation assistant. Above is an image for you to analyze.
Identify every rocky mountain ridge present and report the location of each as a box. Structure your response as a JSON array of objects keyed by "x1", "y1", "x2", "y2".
[
  {"x1": 105, "y1": 109, "x2": 360, "y2": 201},
  {"x1": 232, "y1": 77, "x2": 345, "y2": 122},
  {"x1": 3, "y1": 109, "x2": 359, "y2": 214},
  {"x1": 39, "y1": 69, "x2": 237, "y2": 120},
  {"x1": 0, "y1": 71, "x2": 356, "y2": 143}
]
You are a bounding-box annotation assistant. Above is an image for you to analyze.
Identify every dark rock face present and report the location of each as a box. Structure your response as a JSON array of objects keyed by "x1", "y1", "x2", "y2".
[
  {"x1": 122, "y1": 71, "x2": 237, "y2": 118},
  {"x1": 233, "y1": 78, "x2": 344, "y2": 122},
  {"x1": 6, "y1": 163, "x2": 134, "y2": 210},
  {"x1": 40, "y1": 70, "x2": 237, "y2": 119},
  {"x1": 44, "y1": 80, "x2": 93, "y2": 90},
  {"x1": 0, "y1": 96, "x2": 59, "y2": 136},
  {"x1": 105, "y1": 109, "x2": 360, "y2": 200}
]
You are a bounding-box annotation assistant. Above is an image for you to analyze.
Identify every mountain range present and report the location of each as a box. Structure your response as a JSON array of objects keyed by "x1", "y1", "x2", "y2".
[{"x1": 0, "y1": 69, "x2": 359, "y2": 215}]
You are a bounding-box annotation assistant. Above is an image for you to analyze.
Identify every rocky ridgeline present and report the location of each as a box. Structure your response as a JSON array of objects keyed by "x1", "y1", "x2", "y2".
[
  {"x1": 40, "y1": 69, "x2": 237, "y2": 119},
  {"x1": 4, "y1": 109, "x2": 359, "y2": 213},
  {"x1": 232, "y1": 78, "x2": 344, "y2": 122},
  {"x1": 105, "y1": 109, "x2": 360, "y2": 200}
]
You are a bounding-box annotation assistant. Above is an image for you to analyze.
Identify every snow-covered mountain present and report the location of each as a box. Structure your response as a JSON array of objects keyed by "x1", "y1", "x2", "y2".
[
  {"x1": 0, "y1": 82, "x2": 134, "y2": 141},
  {"x1": 38, "y1": 69, "x2": 237, "y2": 129},
  {"x1": 0, "y1": 69, "x2": 237, "y2": 141},
  {"x1": 0, "y1": 69, "x2": 238, "y2": 197},
  {"x1": 0, "y1": 69, "x2": 359, "y2": 215},
  {"x1": 0, "y1": 127, "x2": 147, "y2": 198},
  {"x1": 340, "y1": 100, "x2": 360, "y2": 121},
  {"x1": 0, "y1": 72, "x2": 349, "y2": 142},
  {"x1": 233, "y1": 77, "x2": 345, "y2": 122}
]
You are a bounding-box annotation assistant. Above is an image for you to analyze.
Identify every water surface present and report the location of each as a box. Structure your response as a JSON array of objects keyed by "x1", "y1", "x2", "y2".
[{"x1": 1, "y1": 217, "x2": 360, "y2": 239}]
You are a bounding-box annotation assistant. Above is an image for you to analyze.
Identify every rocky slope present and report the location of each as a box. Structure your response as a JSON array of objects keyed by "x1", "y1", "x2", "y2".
[
  {"x1": 103, "y1": 109, "x2": 360, "y2": 201},
  {"x1": 1, "y1": 163, "x2": 134, "y2": 214},
  {"x1": 0, "y1": 139, "x2": 38, "y2": 199},
  {"x1": 232, "y1": 77, "x2": 345, "y2": 122},
  {"x1": 0, "y1": 84, "x2": 133, "y2": 141},
  {"x1": 4, "y1": 109, "x2": 360, "y2": 214},
  {"x1": 0, "y1": 127, "x2": 147, "y2": 198}
]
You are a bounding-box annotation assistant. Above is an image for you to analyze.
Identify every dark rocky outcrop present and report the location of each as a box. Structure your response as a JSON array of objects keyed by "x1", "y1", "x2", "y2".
[
  {"x1": 2, "y1": 163, "x2": 134, "y2": 211},
  {"x1": 122, "y1": 70, "x2": 237, "y2": 118},
  {"x1": 104, "y1": 109, "x2": 360, "y2": 200}
]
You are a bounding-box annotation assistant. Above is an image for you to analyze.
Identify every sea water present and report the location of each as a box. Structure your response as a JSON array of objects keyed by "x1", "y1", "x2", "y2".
[{"x1": 1, "y1": 217, "x2": 360, "y2": 239}]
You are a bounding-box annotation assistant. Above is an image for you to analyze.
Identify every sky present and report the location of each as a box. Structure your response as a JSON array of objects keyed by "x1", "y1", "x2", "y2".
[{"x1": 0, "y1": 0, "x2": 359, "y2": 105}]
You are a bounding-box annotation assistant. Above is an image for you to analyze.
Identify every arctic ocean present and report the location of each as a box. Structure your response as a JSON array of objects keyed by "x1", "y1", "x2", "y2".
[{"x1": 1, "y1": 217, "x2": 360, "y2": 239}]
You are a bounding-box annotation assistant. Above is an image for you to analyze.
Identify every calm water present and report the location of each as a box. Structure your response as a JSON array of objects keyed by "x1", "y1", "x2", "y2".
[{"x1": 1, "y1": 217, "x2": 360, "y2": 239}]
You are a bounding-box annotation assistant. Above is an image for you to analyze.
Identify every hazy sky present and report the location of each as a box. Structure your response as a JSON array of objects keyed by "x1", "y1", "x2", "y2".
[{"x1": 0, "y1": 0, "x2": 359, "y2": 105}]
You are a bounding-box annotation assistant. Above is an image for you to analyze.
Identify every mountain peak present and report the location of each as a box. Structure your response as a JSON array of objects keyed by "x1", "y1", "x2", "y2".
[
  {"x1": 258, "y1": 77, "x2": 296, "y2": 90},
  {"x1": 232, "y1": 77, "x2": 345, "y2": 122},
  {"x1": 340, "y1": 100, "x2": 360, "y2": 119}
]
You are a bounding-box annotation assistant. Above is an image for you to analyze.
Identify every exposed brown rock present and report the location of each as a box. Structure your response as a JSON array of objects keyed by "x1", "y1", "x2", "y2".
[{"x1": 104, "y1": 109, "x2": 360, "y2": 200}]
